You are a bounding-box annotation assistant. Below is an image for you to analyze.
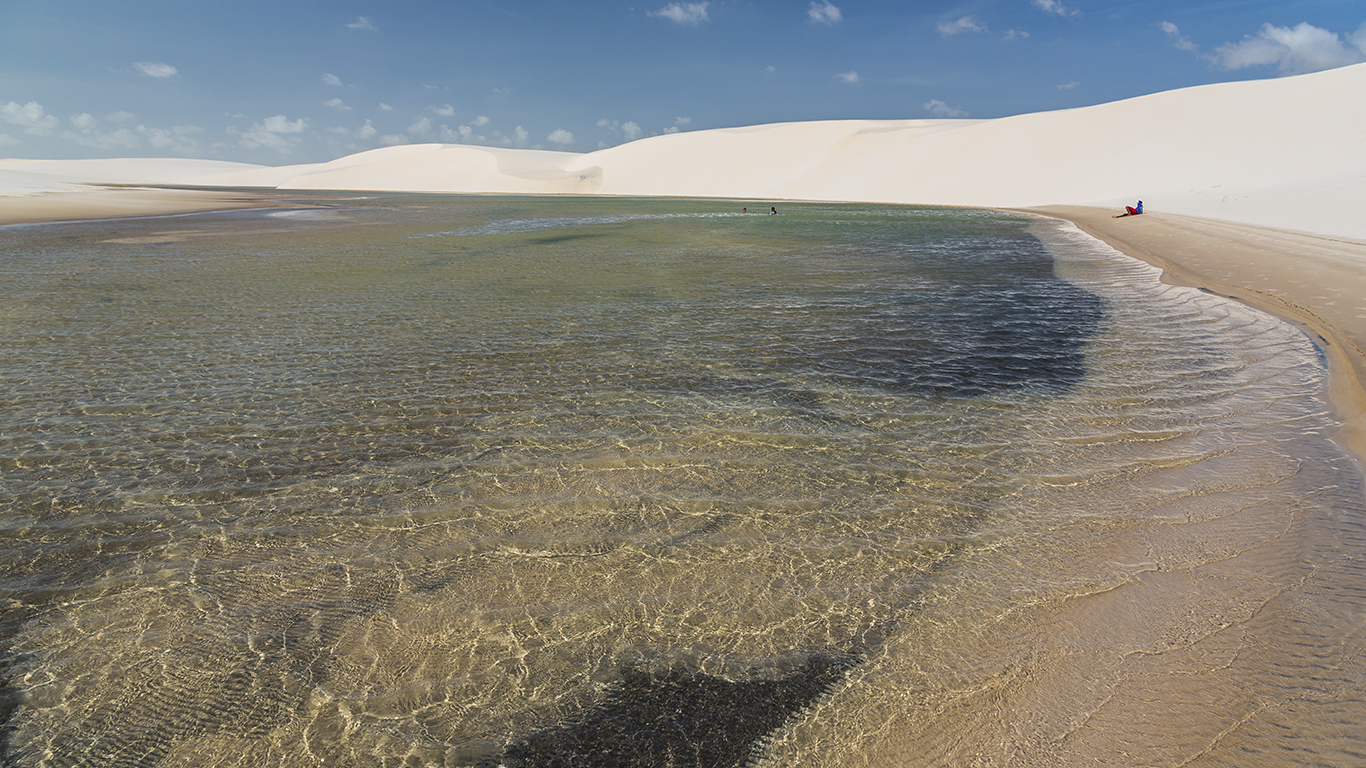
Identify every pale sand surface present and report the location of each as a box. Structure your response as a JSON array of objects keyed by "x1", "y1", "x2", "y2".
[
  {"x1": 0, "y1": 186, "x2": 289, "y2": 226},
  {"x1": 1029, "y1": 206, "x2": 1366, "y2": 462}
]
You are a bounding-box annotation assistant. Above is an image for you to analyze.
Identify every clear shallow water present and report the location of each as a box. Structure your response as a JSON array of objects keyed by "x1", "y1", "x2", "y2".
[{"x1": 1, "y1": 196, "x2": 1364, "y2": 767}]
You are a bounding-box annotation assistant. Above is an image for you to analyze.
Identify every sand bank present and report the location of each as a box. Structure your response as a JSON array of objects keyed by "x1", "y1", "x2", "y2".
[
  {"x1": 0, "y1": 185, "x2": 292, "y2": 227},
  {"x1": 1029, "y1": 206, "x2": 1366, "y2": 462}
]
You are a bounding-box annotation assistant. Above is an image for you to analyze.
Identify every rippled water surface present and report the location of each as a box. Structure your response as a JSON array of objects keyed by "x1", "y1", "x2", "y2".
[{"x1": 2, "y1": 196, "x2": 1364, "y2": 767}]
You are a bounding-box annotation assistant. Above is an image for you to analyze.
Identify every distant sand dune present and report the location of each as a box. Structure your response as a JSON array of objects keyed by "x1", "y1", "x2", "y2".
[{"x1": 4, "y1": 63, "x2": 1365, "y2": 238}]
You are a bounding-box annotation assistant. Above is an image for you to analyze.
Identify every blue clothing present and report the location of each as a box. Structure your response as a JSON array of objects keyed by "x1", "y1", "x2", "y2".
[{"x1": 1135, "y1": 201, "x2": 1144, "y2": 214}]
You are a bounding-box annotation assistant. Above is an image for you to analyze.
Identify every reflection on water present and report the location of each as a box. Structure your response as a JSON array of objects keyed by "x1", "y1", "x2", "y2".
[{"x1": 1, "y1": 196, "x2": 1363, "y2": 767}]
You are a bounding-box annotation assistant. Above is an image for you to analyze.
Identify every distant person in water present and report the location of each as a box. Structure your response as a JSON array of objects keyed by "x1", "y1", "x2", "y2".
[
  {"x1": 770, "y1": 207, "x2": 777, "y2": 215},
  {"x1": 1114, "y1": 200, "x2": 1144, "y2": 218}
]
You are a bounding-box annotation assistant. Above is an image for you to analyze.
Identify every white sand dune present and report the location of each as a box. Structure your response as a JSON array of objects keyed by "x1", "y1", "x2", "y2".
[{"x1": 4, "y1": 63, "x2": 1365, "y2": 238}]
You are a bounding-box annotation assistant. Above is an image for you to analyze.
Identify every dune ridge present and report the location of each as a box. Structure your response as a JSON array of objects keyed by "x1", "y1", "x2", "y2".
[{"x1": 4, "y1": 63, "x2": 1366, "y2": 239}]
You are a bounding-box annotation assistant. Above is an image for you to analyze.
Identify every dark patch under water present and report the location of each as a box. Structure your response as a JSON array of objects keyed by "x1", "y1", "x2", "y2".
[{"x1": 496, "y1": 653, "x2": 860, "y2": 768}]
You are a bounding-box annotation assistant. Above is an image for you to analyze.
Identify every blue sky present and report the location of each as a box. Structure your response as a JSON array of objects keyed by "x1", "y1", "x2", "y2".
[{"x1": 3, "y1": 1, "x2": 1364, "y2": 165}]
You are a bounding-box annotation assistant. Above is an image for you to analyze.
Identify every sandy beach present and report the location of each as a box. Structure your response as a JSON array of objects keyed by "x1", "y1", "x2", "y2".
[{"x1": 1029, "y1": 206, "x2": 1366, "y2": 462}]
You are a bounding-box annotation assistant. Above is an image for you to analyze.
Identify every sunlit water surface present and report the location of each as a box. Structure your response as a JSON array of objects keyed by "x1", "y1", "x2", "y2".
[{"x1": 2, "y1": 197, "x2": 1364, "y2": 767}]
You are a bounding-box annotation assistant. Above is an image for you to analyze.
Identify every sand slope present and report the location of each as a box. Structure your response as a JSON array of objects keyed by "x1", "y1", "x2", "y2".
[{"x1": 5, "y1": 63, "x2": 1365, "y2": 238}]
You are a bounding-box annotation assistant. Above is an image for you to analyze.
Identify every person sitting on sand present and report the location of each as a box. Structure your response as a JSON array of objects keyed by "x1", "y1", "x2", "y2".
[{"x1": 1114, "y1": 200, "x2": 1144, "y2": 218}]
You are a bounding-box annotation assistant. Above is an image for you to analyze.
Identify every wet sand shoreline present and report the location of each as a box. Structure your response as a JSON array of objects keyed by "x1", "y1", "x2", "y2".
[{"x1": 1024, "y1": 205, "x2": 1366, "y2": 468}]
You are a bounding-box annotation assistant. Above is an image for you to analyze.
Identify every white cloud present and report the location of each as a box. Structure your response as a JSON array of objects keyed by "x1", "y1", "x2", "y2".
[
  {"x1": 323, "y1": 73, "x2": 343, "y2": 86},
  {"x1": 808, "y1": 1, "x2": 841, "y2": 25},
  {"x1": 356, "y1": 119, "x2": 377, "y2": 139},
  {"x1": 325, "y1": 98, "x2": 351, "y2": 111},
  {"x1": 262, "y1": 115, "x2": 306, "y2": 133},
  {"x1": 513, "y1": 126, "x2": 529, "y2": 147},
  {"x1": 1004, "y1": 29, "x2": 1029, "y2": 41},
  {"x1": 651, "y1": 2, "x2": 709, "y2": 26},
  {"x1": 766, "y1": 65, "x2": 776, "y2": 73},
  {"x1": 836, "y1": 71, "x2": 860, "y2": 83},
  {"x1": 1032, "y1": 0, "x2": 1076, "y2": 18},
  {"x1": 379, "y1": 103, "x2": 394, "y2": 111},
  {"x1": 237, "y1": 115, "x2": 309, "y2": 153},
  {"x1": 547, "y1": 128, "x2": 575, "y2": 146},
  {"x1": 471, "y1": 115, "x2": 491, "y2": 126},
  {"x1": 1161, "y1": 21, "x2": 1198, "y2": 52},
  {"x1": 63, "y1": 113, "x2": 140, "y2": 149},
  {"x1": 0, "y1": 133, "x2": 18, "y2": 146},
  {"x1": 675, "y1": 116, "x2": 692, "y2": 125},
  {"x1": 924, "y1": 99, "x2": 969, "y2": 118},
  {"x1": 133, "y1": 61, "x2": 177, "y2": 78},
  {"x1": 347, "y1": 16, "x2": 377, "y2": 31},
  {"x1": 380, "y1": 133, "x2": 409, "y2": 146},
  {"x1": 63, "y1": 128, "x2": 140, "y2": 149},
  {"x1": 139, "y1": 124, "x2": 203, "y2": 154},
  {"x1": 599, "y1": 119, "x2": 645, "y2": 142},
  {"x1": 408, "y1": 117, "x2": 433, "y2": 136},
  {"x1": 938, "y1": 16, "x2": 985, "y2": 37},
  {"x1": 1213, "y1": 22, "x2": 1366, "y2": 75},
  {"x1": 431, "y1": 104, "x2": 456, "y2": 117},
  {"x1": 1, "y1": 101, "x2": 59, "y2": 135},
  {"x1": 105, "y1": 110, "x2": 136, "y2": 122},
  {"x1": 1057, "y1": 81, "x2": 1079, "y2": 90}
]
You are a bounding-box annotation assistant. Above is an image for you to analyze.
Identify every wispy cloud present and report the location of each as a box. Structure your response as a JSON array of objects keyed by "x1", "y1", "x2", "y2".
[
  {"x1": 598, "y1": 118, "x2": 644, "y2": 143},
  {"x1": 431, "y1": 104, "x2": 456, "y2": 117},
  {"x1": 547, "y1": 128, "x2": 575, "y2": 146},
  {"x1": 938, "y1": 16, "x2": 985, "y2": 37},
  {"x1": 139, "y1": 124, "x2": 204, "y2": 154},
  {"x1": 1212, "y1": 22, "x2": 1366, "y2": 75},
  {"x1": 133, "y1": 61, "x2": 177, "y2": 78},
  {"x1": 63, "y1": 113, "x2": 139, "y2": 149},
  {"x1": 323, "y1": 73, "x2": 343, "y2": 86},
  {"x1": 1057, "y1": 81, "x2": 1079, "y2": 90},
  {"x1": 325, "y1": 98, "x2": 351, "y2": 111},
  {"x1": 347, "y1": 16, "x2": 378, "y2": 31},
  {"x1": 234, "y1": 114, "x2": 308, "y2": 153},
  {"x1": 1161, "y1": 22, "x2": 1197, "y2": 52},
  {"x1": 1, "y1": 100, "x2": 60, "y2": 135},
  {"x1": 1032, "y1": 0, "x2": 1077, "y2": 18},
  {"x1": 651, "y1": 2, "x2": 709, "y2": 27},
  {"x1": 808, "y1": 1, "x2": 841, "y2": 25},
  {"x1": 924, "y1": 99, "x2": 969, "y2": 118},
  {"x1": 835, "y1": 71, "x2": 860, "y2": 83}
]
